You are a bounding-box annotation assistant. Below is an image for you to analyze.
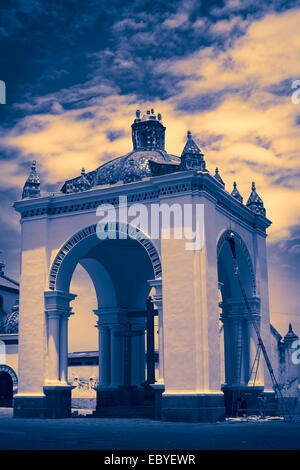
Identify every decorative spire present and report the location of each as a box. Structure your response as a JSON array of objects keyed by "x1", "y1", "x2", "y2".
[
  {"x1": 284, "y1": 323, "x2": 298, "y2": 344},
  {"x1": 214, "y1": 167, "x2": 225, "y2": 187},
  {"x1": 180, "y1": 130, "x2": 206, "y2": 171},
  {"x1": 131, "y1": 108, "x2": 165, "y2": 151},
  {"x1": 246, "y1": 181, "x2": 266, "y2": 216},
  {"x1": 75, "y1": 168, "x2": 92, "y2": 192},
  {"x1": 231, "y1": 181, "x2": 243, "y2": 203},
  {"x1": 22, "y1": 160, "x2": 40, "y2": 199}
]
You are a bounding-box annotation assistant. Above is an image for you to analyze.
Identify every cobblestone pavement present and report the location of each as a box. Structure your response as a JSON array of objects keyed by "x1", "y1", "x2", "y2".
[{"x1": 0, "y1": 408, "x2": 299, "y2": 450}]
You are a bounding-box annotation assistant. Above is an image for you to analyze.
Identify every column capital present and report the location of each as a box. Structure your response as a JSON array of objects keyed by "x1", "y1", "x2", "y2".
[
  {"x1": 148, "y1": 278, "x2": 163, "y2": 304},
  {"x1": 148, "y1": 278, "x2": 162, "y2": 294},
  {"x1": 93, "y1": 307, "x2": 127, "y2": 325},
  {"x1": 45, "y1": 290, "x2": 76, "y2": 318},
  {"x1": 222, "y1": 296, "x2": 261, "y2": 316}
]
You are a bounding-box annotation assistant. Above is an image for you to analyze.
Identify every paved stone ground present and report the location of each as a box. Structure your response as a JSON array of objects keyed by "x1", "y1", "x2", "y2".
[{"x1": 0, "y1": 408, "x2": 300, "y2": 450}]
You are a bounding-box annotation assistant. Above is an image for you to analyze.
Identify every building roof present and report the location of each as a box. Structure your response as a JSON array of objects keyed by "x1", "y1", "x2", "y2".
[
  {"x1": 61, "y1": 109, "x2": 183, "y2": 192},
  {"x1": 18, "y1": 109, "x2": 270, "y2": 223}
]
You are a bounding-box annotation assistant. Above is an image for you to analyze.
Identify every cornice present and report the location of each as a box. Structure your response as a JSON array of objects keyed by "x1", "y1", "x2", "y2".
[{"x1": 13, "y1": 170, "x2": 271, "y2": 233}]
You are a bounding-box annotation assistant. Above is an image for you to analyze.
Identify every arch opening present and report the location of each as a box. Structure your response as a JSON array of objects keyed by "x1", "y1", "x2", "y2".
[
  {"x1": 0, "y1": 369, "x2": 14, "y2": 407},
  {"x1": 47, "y1": 224, "x2": 162, "y2": 416},
  {"x1": 217, "y1": 230, "x2": 261, "y2": 417}
]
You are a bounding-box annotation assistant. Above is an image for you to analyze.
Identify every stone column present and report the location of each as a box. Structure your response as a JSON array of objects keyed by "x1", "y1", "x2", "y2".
[
  {"x1": 139, "y1": 332, "x2": 146, "y2": 384},
  {"x1": 60, "y1": 312, "x2": 73, "y2": 385},
  {"x1": 247, "y1": 315, "x2": 263, "y2": 386},
  {"x1": 220, "y1": 315, "x2": 233, "y2": 386},
  {"x1": 44, "y1": 290, "x2": 76, "y2": 418},
  {"x1": 148, "y1": 278, "x2": 164, "y2": 384},
  {"x1": 99, "y1": 325, "x2": 110, "y2": 387},
  {"x1": 47, "y1": 312, "x2": 60, "y2": 384},
  {"x1": 130, "y1": 324, "x2": 145, "y2": 386},
  {"x1": 233, "y1": 317, "x2": 243, "y2": 386},
  {"x1": 110, "y1": 324, "x2": 124, "y2": 387}
]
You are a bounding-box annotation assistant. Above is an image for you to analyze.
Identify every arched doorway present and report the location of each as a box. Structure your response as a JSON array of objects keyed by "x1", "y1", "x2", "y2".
[
  {"x1": 0, "y1": 366, "x2": 17, "y2": 407},
  {"x1": 0, "y1": 372, "x2": 13, "y2": 407},
  {"x1": 217, "y1": 230, "x2": 262, "y2": 416},
  {"x1": 45, "y1": 222, "x2": 162, "y2": 418}
]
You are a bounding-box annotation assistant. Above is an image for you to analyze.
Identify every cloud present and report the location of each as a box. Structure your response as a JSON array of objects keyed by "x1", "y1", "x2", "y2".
[{"x1": 1, "y1": 1, "x2": 300, "y2": 344}]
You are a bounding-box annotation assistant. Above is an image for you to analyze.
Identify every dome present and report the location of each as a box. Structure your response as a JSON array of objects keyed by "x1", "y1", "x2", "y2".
[
  {"x1": 96, "y1": 149, "x2": 180, "y2": 185},
  {"x1": 4, "y1": 301, "x2": 19, "y2": 334},
  {"x1": 61, "y1": 109, "x2": 205, "y2": 194}
]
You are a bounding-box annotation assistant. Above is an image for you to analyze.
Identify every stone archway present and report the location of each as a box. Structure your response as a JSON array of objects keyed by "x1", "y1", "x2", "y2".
[
  {"x1": 217, "y1": 230, "x2": 262, "y2": 416},
  {"x1": 44, "y1": 222, "x2": 163, "y2": 418},
  {"x1": 49, "y1": 222, "x2": 162, "y2": 292},
  {"x1": 0, "y1": 365, "x2": 17, "y2": 407}
]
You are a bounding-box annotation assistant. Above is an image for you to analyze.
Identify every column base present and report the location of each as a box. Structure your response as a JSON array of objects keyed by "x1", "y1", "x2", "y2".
[
  {"x1": 13, "y1": 395, "x2": 47, "y2": 418},
  {"x1": 44, "y1": 385, "x2": 73, "y2": 418},
  {"x1": 222, "y1": 385, "x2": 279, "y2": 417},
  {"x1": 94, "y1": 385, "x2": 157, "y2": 418},
  {"x1": 161, "y1": 393, "x2": 225, "y2": 422}
]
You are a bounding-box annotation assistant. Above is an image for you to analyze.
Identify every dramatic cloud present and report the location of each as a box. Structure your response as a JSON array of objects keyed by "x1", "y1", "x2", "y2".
[{"x1": 0, "y1": 0, "x2": 299, "y2": 347}]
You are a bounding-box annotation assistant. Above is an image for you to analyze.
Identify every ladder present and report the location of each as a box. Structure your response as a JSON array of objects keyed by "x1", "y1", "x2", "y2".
[{"x1": 226, "y1": 233, "x2": 288, "y2": 417}]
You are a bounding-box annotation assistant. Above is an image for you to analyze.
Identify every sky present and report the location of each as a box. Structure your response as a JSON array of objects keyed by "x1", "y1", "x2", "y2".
[{"x1": 0, "y1": 0, "x2": 299, "y2": 350}]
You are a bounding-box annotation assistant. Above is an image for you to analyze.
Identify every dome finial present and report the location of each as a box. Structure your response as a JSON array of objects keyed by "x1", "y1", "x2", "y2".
[
  {"x1": 246, "y1": 181, "x2": 266, "y2": 216},
  {"x1": 214, "y1": 167, "x2": 225, "y2": 187},
  {"x1": 284, "y1": 323, "x2": 298, "y2": 343},
  {"x1": 180, "y1": 131, "x2": 206, "y2": 172},
  {"x1": 22, "y1": 160, "x2": 41, "y2": 199},
  {"x1": 231, "y1": 181, "x2": 243, "y2": 203},
  {"x1": 76, "y1": 167, "x2": 91, "y2": 192}
]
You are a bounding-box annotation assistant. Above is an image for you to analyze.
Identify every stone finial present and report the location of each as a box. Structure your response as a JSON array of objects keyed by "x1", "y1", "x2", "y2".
[
  {"x1": 284, "y1": 323, "x2": 298, "y2": 344},
  {"x1": 231, "y1": 181, "x2": 243, "y2": 203},
  {"x1": 246, "y1": 181, "x2": 266, "y2": 216},
  {"x1": 76, "y1": 167, "x2": 91, "y2": 192},
  {"x1": 214, "y1": 167, "x2": 225, "y2": 187},
  {"x1": 22, "y1": 160, "x2": 41, "y2": 199},
  {"x1": 180, "y1": 130, "x2": 206, "y2": 172}
]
